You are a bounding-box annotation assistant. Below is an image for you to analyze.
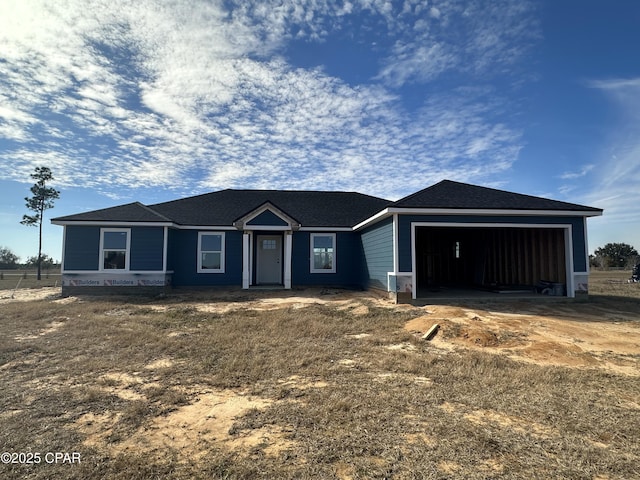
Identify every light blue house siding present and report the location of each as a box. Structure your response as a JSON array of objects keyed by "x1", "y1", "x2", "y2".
[
  {"x1": 360, "y1": 217, "x2": 394, "y2": 291},
  {"x1": 291, "y1": 231, "x2": 362, "y2": 287},
  {"x1": 396, "y1": 215, "x2": 588, "y2": 273}
]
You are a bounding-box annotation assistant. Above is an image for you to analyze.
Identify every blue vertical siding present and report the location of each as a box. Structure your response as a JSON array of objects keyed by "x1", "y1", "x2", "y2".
[
  {"x1": 64, "y1": 225, "x2": 166, "y2": 271},
  {"x1": 166, "y1": 229, "x2": 177, "y2": 272},
  {"x1": 291, "y1": 231, "x2": 362, "y2": 287},
  {"x1": 169, "y1": 229, "x2": 243, "y2": 286},
  {"x1": 64, "y1": 226, "x2": 100, "y2": 270},
  {"x1": 360, "y1": 218, "x2": 394, "y2": 290},
  {"x1": 571, "y1": 219, "x2": 587, "y2": 271},
  {"x1": 130, "y1": 227, "x2": 164, "y2": 271}
]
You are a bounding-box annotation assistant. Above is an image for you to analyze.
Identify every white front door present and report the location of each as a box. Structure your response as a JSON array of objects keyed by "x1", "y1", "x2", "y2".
[{"x1": 257, "y1": 235, "x2": 282, "y2": 284}]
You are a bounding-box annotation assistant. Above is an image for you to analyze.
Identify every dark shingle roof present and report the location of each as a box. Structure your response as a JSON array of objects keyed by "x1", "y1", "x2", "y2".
[
  {"x1": 52, "y1": 202, "x2": 172, "y2": 223},
  {"x1": 149, "y1": 189, "x2": 391, "y2": 227},
  {"x1": 52, "y1": 181, "x2": 602, "y2": 226},
  {"x1": 392, "y1": 180, "x2": 603, "y2": 213}
]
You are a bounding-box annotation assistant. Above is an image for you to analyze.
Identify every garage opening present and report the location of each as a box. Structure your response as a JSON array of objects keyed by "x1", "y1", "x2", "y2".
[{"x1": 415, "y1": 226, "x2": 567, "y2": 297}]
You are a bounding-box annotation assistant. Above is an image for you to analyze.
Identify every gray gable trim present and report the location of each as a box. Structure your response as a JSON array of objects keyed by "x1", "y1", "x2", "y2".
[{"x1": 234, "y1": 202, "x2": 301, "y2": 230}]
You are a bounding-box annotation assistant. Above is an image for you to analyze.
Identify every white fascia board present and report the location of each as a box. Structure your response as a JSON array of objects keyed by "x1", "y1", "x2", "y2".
[
  {"x1": 52, "y1": 220, "x2": 175, "y2": 227},
  {"x1": 242, "y1": 225, "x2": 291, "y2": 231},
  {"x1": 411, "y1": 221, "x2": 573, "y2": 229},
  {"x1": 52, "y1": 221, "x2": 242, "y2": 231},
  {"x1": 353, "y1": 206, "x2": 601, "y2": 232},
  {"x1": 385, "y1": 207, "x2": 602, "y2": 217},
  {"x1": 173, "y1": 225, "x2": 237, "y2": 231},
  {"x1": 298, "y1": 226, "x2": 353, "y2": 232},
  {"x1": 353, "y1": 208, "x2": 393, "y2": 231}
]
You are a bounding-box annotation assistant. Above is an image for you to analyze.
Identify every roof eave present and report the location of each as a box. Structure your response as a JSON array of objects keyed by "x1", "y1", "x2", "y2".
[
  {"x1": 386, "y1": 207, "x2": 603, "y2": 217},
  {"x1": 353, "y1": 206, "x2": 603, "y2": 231},
  {"x1": 353, "y1": 208, "x2": 393, "y2": 231},
  {"x1": 51, "y1": 220, "x2": 176, "y2": 227}
]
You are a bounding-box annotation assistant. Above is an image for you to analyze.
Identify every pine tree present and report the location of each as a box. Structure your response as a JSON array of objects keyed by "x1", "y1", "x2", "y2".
[{"x1": 21, "y1": 166, "x2": 60, "y2": 280}]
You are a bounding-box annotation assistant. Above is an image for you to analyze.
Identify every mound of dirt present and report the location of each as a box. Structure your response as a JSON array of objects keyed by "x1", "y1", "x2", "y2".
[{"x1": 405, "y1": 304, "x2": 640, "y2": 375}]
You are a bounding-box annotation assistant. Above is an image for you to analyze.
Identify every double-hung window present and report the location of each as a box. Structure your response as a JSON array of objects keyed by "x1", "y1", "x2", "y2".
[
  {"x1": 100, "y1": 228, "x2": 130, "y2": 270},
  {"x1": 198, "y1": 232, "x2": 225, "y2": 273},
  {"x1": 310, "y1": 233, "x2": 336, "y2": 273}
]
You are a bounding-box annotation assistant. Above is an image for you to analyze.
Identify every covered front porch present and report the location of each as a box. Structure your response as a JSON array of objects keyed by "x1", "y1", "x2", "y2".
[
  {"x1": 233, "y1": 201, "x2": 300, "y2": 290},
  {"x1": 241, "y1": 230, "x2": 293, "y2": 289}
]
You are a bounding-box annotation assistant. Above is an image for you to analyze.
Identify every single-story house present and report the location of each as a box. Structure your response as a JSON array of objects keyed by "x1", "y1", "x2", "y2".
[{"x1": 52, "y1": 180, "x2": 603, "y2": 301}]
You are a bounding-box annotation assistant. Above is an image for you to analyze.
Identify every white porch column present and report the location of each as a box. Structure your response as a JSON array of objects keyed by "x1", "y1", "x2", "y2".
[
  {"x1": 162, "y1": 226, "x2": 168, "y2": 272},
  {"x1": 284, "y1": 231, "x2": 292, "y2": 289},
  {"x1": 242, "y1": 233, "x2": 250, "y2": 289}
]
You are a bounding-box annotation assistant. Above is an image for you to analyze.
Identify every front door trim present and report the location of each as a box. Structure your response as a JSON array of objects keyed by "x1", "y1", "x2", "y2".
[{"x1": 256, "y1": 234, "x2": 283, "y2": 285}]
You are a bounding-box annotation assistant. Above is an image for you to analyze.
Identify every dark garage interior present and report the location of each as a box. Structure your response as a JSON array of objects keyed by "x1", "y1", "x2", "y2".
[{"x1": 415, "y1": 226, "x2": 567, "y2": 296}]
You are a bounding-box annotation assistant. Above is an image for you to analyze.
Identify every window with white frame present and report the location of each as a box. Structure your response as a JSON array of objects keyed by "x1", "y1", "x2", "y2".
[
  {"x1": 310, "y1": 233, "x2": 336, "y2": 273},
  {"x1": 101, "y1": 228, "x2": 130, "y2": 270},
  {"x1": 198, "y1": 232, "x2": 225, "y2": 273}
]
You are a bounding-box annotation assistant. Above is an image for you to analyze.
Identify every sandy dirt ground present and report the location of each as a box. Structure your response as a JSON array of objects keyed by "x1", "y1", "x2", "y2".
[
  {"x1": 2, "y1": 286, "x2": 639, "y2": 463},
  {"x1": 3, "y1": 286, "x2": 639, "y2": 377},
  {"x1": 404, "y1": 303, "x2": 640, "y2": 376}
]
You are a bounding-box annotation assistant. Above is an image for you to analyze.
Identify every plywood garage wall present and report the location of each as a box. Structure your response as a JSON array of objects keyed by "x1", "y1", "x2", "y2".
[
  {"x1": 482, "y1": 228, "x2": 566, "y2": 286},
  {"x1": 415, "y1": 227, "x2": 567, "y2": 288}
]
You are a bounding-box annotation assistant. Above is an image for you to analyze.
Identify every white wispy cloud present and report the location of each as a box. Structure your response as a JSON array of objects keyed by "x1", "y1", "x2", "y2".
[
  {"x1": 0, "y1": 0, "x2": 533, "y2": 201},
  {"x1": 559, "y1": 164, "x2": 595, "y2": 180},
  {"x1": 579, "y1": 77, "x2": 640, "y2": 249},
  {"x1": 586, "y1": 78, "x2": 640, "y2": 195},
  {"x1": 374, "y1": 0, "x2": 538, "y2": 87}
]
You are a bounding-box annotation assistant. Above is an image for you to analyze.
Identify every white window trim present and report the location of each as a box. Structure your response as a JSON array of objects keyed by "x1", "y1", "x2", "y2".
[
  {"x1": 99, "y1": 228, "x2": 131, "y2": 271},
  {"x1": 197, "y1": 231, "x2": 225, "y2": 273},
  {"x1": 310, "y1": 233, "x2": 336, "y2": 274}
]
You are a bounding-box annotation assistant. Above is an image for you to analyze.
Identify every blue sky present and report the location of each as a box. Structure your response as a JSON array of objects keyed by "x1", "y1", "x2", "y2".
[{"x1": 0, "y1": 0, "x2": 638, "y2": 262}]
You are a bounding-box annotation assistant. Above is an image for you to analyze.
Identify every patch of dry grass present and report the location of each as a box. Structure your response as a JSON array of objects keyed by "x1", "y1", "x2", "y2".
[
  {"x1": 0, "y1": 269, "x2": 61, "y2": 290},
  {"x1": 590, "y1": 269, "x2": 640, "y2": 300},
  {"x1": 0, "y1": 287, "x2": 639, "y2": 479}
]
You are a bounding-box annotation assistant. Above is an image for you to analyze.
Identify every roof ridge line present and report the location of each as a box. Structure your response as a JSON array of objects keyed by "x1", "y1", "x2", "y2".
[
  {"x1": 391, "y1": 179, "x2": 449, "y2": 205},
  {"x1": 135, "y1": 201, "x2": 174, "y2": 222}
]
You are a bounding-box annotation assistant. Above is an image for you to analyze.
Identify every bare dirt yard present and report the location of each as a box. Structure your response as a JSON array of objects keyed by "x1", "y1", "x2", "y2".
[{"x1": 1, "y1": 271, "x2": 638, "y2": 479}]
